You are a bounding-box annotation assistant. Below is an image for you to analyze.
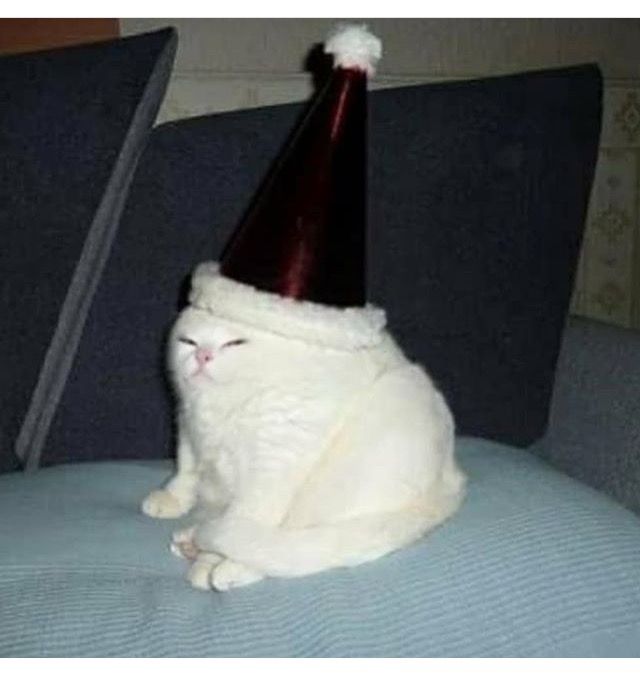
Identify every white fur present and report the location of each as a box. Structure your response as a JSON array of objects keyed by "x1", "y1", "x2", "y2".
[
  {"x1": 324, "y1": 24, "x2": 382, "y2": 76},
  {"x1": 142, "y1": 279, "x2": 466, "y2": 591}
]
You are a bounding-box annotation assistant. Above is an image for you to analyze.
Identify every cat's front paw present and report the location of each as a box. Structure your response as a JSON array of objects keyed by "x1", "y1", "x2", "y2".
[
  {"x1": 141, "y1": 489, "x2": 190, "y2": 519},
  {"x1": 211, "y1": 559, "x2": 264, "y2": 592}
]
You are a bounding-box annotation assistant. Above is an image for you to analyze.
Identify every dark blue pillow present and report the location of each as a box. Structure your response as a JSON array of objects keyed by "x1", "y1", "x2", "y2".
[
  {"x1": 42, "y1": 64, "x2": 601, "y2": 466},
  {"x1": 1, "y1": 28, "x2": 177, "y2": 472},
  {"x1": 369, "y1": 67, "x2": 601, "y2": 445}
]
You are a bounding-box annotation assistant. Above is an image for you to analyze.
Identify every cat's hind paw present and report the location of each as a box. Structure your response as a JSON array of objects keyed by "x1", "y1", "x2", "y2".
[
  {"x1": 141, "y1": 489, "x2": 190, "y2": 519},
  {"x1": 187, "y1": 552, "x2": 224, "y2": 591},
  {"x1": 211, "y1": 559, "x2": 264, "y2": 592}
]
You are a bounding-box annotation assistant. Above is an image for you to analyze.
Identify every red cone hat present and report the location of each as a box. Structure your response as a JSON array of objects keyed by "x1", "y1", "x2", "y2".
[
  {"x1": 189, "y1": 25, "x2": 387, "y2": 350},
  {"x1": 219, "y1": 24, "x2": 382, "y2": 308}
]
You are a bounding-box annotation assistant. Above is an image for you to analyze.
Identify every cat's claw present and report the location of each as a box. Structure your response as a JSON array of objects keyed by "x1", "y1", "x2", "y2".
[
  {"x1": 211, "y1": 559, "x2": 264, "y2": 592},
  {"x1": 142, "y1": 489, "x2": 190, "y2": 519},
  {"x1": 170, "y1": 527, "x2": 199, "y2": 560}
]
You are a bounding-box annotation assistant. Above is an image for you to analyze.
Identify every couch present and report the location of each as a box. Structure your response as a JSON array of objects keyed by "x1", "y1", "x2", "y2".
[{"x1": 1, "y1": 29, "x2": 639, "y2": 657}]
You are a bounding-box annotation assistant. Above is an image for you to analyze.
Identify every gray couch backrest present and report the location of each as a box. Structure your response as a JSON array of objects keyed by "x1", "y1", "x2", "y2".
[{"x1": 535, "y1": 316, "x2": 640, "y2": 514}]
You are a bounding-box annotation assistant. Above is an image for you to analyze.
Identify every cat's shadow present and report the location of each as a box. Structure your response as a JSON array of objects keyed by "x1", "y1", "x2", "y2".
[
  {"x1": 155, "y1": 280, "x2": 193, "y2": 461},
  {"x1": 304, "y1": 42, "x2": 333, "y2": 92},
  {"x1": 177, "y1": 273, "x2": 191, "y2": 312}
]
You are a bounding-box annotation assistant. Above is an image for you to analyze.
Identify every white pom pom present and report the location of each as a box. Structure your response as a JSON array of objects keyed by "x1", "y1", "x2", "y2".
[{"x1": 324, "y1": 23, "x2": 382, "y2": 76}]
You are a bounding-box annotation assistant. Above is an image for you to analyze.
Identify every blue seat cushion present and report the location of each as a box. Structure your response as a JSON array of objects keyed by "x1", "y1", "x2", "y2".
[{"x1": 1, "y1": 437, "x2": 639, "y2": 657}]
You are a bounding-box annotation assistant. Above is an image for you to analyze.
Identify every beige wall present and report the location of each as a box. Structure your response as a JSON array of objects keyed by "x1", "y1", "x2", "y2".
[
  {"x1": 121, "y1": 19, "x2": 639, "y2": 79},
  {"x1": 121, "y1": 19, "x2": 640, "y2": 330},
  {"x1": 121, "y1": 19, "x2": 640, "y2": 118}
]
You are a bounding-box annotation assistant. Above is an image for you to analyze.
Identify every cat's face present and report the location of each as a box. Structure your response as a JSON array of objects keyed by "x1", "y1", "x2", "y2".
[{"x1": 169, "y1": 307, "x2": 260, "y2": 387}]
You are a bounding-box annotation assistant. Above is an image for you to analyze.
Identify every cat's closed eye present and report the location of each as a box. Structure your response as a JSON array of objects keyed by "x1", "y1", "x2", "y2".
[
  {"x1": 177, "y1": 335, "x2": 248, "y2": 349},
  {"x1": 222, "y1": 338, "x2": 248, "y2": 348}
]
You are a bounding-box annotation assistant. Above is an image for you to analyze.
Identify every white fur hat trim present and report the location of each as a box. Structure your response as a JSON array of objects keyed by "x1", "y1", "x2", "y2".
[{"x1": 189, "y1": 262, "x2": 387, "y2": 350}]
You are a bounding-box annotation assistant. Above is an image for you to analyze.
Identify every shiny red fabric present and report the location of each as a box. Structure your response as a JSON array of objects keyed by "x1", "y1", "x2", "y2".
[{"x1": 220, "y1": 67, "x2": 367, "y2": 307}]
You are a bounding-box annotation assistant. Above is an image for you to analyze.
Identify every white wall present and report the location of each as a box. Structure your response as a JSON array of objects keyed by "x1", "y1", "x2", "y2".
[
  {"x1": 123, "y1": 18, "x2": 640, "y2": 77},
  {"x1": 121, "y1": 18, "x2": 640, "y2": 120}
]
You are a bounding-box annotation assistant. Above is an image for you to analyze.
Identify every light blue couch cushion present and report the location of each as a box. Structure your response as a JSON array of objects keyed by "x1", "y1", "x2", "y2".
[{"x1": 1, "y1": 437, "x2": 639, "y2": 657}]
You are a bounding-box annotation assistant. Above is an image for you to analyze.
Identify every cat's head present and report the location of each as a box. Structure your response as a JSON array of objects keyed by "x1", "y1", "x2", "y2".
[
  {"x1": 169, "y1": 307, "x2": 251, "y2": 386},
  {"x1": 168, "y1": 306, "x2": 291, "y2": 388}
]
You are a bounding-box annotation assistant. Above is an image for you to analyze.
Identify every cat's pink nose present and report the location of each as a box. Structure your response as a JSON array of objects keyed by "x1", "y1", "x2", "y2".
[{"x1": 195, "y1": 347, "x2": 214, "y2": 366}]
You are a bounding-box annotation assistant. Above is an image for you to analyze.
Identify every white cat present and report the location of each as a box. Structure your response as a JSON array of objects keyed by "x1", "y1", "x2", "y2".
[{"x1": 142, "y1": 263, "x2": 466, "y2": 591}]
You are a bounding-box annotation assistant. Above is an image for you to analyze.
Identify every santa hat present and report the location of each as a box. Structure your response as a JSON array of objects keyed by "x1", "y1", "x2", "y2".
[{"x1": 189, "y1": 24, "x2": 387, "y2": 350}]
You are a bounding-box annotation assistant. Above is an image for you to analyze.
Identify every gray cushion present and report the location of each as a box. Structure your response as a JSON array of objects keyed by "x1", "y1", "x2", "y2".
[
  {"x1": 533, "y1": 316, "x2": 640, "y2": 515},
  {"x1": 0, "y1": 28, "x2": 177, "y2": 472}
]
